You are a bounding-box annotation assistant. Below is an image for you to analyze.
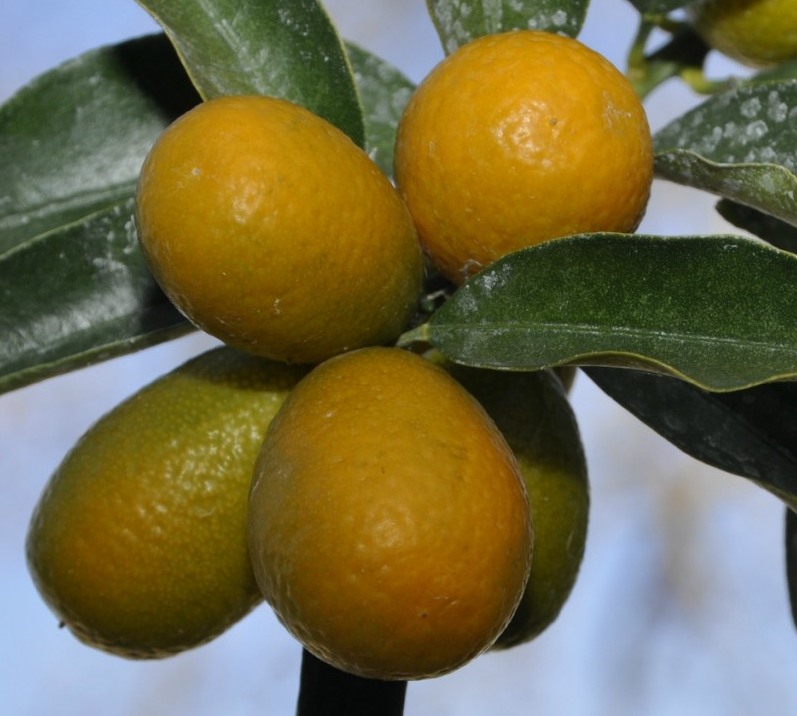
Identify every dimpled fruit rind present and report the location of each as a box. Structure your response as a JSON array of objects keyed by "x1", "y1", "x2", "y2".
[
  {"x1": 442, "y1": 362, "x2": 589, "y2": 648},
  {"x1": 394, "y1": 30, "x2": 653, "y2": 283},
  {"x1": 248, "y1": 347, "x2": 532, "y2": 680},
  {"x1": 26, "y1": 347, "x2": 309, "y2": 659},
  {"x1": 136, "y1": 95, "x2": 424, "y2": 364},
  {"x1": 688, "y1": 0, "x2": 797, "y2": 68}
]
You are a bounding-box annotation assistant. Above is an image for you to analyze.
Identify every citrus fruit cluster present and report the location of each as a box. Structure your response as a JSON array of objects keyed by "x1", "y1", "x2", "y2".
[{"x1": 25, "y1": 29, "x2": 648, "y2": 679}]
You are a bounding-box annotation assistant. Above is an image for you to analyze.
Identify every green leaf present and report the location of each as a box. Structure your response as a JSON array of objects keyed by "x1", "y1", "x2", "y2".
[
  {"x1": 135, "y1": 0, "x2": 364, "y2": 146},
  {"x1": 586, "y1": 360, "x2": 797, "y2": 630},
  {"x1": 715, "y1": 199, "x2": 797, "y2": 253},
  {"x1": 0, "y1": 34, "x2": 198, "y2": 393},
  {"x1": 654, "y1": 80, "x2": 797, "y2": 226},
  {"x1": 400, "y1": 233, "x2": 797, "y2": 392},
  {"x1": 785, "y1": 510, "x2": 797, "y2": 628},
  {"x1": 426, "y1": 0, "x2": 589, "y2": 54},
  {"x1": 586, "y1": 366, "x2": 797, "y2": 626},
  {"x1": 585, "y1": 367, "x2": 797, "y2": 510},
  {"x1": 0, "y1": 34, "x2": 199, "y2": 253},
  {"x1": 345, "y1": 43, "x2": 415, "y2": 178},
  {"x1": 0, "y1": 32, "x2": 407, "y2": 394},
  {"x1": 0, "y1": 199, "x2": 192, "y2": 396},
  {"x1": 587, "y1": 367, "x2": 797, "y2": 626}
]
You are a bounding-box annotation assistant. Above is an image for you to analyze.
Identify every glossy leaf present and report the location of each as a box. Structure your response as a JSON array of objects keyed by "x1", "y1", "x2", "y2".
[
  {"x1": 345, "y1": 43, "x2": 415, "y2": 178},
  {"x1": 0, "y1": 199, "x2": 191, "y2": 395},
  {"x1": 426, "y1": 0, "x2": 589, "y2": 54},
  {"x1": 585, "y1": 367, "x2": 797, "y2": 510},
  {"x1": 400, "y1": 233, "x2": 797, "y2": 392},
  {"x1": 654, "y1": 81, "x2": 797, "y2": 226},
  {"x1": 0, "y1": 32, "x2": 410, "y2": 395},
  {"x1": 0, "y1": 34, "x2": 199, "y2": 252},
  {"x1": 135, "y1": 0, "x2": 364, "y2": 146},
  {"x1": 0, "y1": 34, "x2": 197, "y2": 395}
]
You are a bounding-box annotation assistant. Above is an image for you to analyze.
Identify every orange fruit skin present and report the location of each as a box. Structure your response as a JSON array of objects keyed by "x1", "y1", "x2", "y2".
[
  {"x1": 442, "y1": 364, "x2": 589, "y2": 649},
  {"x1": 688, "y1": 0, "x2": 797, "y2": 68},
  {"x1": 247, "y1": 347, "x2": 532, "y2": 680},
  {"x1": 136, "y1": 95, "x2": 423, "y2": 364},
  {"x1": 26, "y1": 348, "x2": 309, "y2": 659},
  {"x1": 394, "y1": 30, "x2": 653, "y2": 283}
]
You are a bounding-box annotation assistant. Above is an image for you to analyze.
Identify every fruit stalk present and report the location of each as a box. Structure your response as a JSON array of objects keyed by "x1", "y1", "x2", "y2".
[{"x1": 296, "y1": 649, "x2": 407, "y2": 716}]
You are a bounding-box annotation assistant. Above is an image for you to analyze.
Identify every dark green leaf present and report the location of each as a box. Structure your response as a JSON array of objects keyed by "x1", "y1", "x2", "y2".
[
  {"x1": 426, "y1": 0, "x2": 589, "y2": 53},
  {"x1": 0, "y1": 34, "x2": 199, "y2": 252},
  {"x1": 586, "y1": 360, "x2": 797, "y2": 629},
  {"x1": 400, "y1": 233, "x2": 797, "y2": 392},
  {"x1": 785, "y1": 510, "x2": 797, "y2": 629},
  {"x1": 654, "y1": 81, "x2": 797, "y2": 226},
  {"x1": 0, "y1": 199, "x2": 192, "y2": 395},
  {"x1": 585, "y1": 367, "x2": 797, "y2": 510},
  {"x1": 135, "y1": 0, "x2": 364, "y2": 145},
  {"x1": 716, "y1": 199, "x2": 797, "y2": 253},
  {"x1": 0, "y1": 34, "x2": 199, "y2": 393},
  {"x1": 345, "y1": 43, "x2": 415, "y2": 178},
  {"x1": 0, "y1": 33, "x2": 404, "y2": 394},
  {"x1": 588, "y1": 366, "x2": 797, "y2": 627}
]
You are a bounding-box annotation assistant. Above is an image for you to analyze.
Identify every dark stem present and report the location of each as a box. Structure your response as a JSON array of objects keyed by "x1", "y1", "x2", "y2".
[{"x1": 296, "y1": 649, "x2": 407, "y2": 716}]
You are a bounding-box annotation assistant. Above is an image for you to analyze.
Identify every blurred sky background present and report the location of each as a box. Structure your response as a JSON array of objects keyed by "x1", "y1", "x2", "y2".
[{"x1": 3, "y1": 1, "x2": 797, "y2": 715}]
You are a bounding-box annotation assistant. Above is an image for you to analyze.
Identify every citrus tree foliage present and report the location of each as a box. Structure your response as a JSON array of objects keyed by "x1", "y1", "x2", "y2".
[{"x1": 4, "y1": 0, "x2": 797, "y2": 676}]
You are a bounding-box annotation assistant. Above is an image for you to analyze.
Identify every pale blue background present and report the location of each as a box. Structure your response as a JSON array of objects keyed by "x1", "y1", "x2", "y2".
[{"x1": 2, "y1": 2, "x2": 796, "y2": 715}]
